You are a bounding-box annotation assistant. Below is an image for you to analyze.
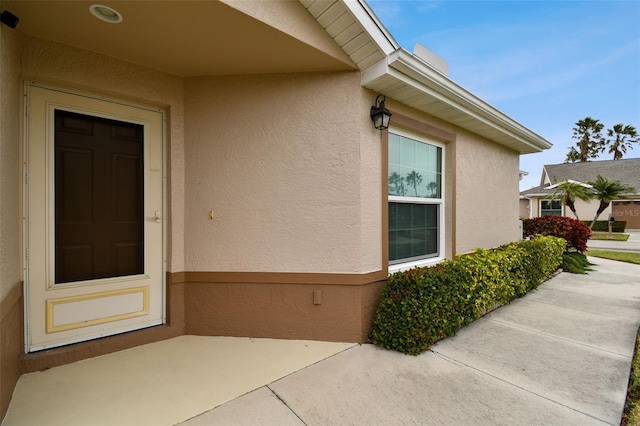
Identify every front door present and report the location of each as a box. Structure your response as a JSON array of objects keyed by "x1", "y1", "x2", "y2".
[{"x1": 25, "y1": 84, "x2": 165, "y2": 352}]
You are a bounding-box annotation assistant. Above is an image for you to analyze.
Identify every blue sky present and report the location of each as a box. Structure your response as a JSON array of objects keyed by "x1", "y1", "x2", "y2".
[{"x1": 367, "y1": 0, "x2": 640, "y2": 191}]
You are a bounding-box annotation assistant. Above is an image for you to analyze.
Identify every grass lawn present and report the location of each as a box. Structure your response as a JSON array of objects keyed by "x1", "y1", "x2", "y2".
[
  {"x1": 623, "y1": 331, "x2": 640, "y2": 426},
  {"x1": 587, "y1": 250, "x2": 640, "y2": 265},
  {"x1": 590, "y1": 232, "x2": 630, "y2": 241}
]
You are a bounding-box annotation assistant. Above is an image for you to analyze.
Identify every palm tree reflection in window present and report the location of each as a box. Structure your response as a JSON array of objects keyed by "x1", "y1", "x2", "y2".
[
  {"x1": 388, "y1": 172, "x2": 406, "y2": 196},
  {"x1": 427, "y1": 181, "x2": 438, "y2": 198},
  {"x1": 406, "y1": 170, "x2": 423, "y2": 197},
  {"x1": 390, "y1": 170, "x2": 438, "y2": 198}
]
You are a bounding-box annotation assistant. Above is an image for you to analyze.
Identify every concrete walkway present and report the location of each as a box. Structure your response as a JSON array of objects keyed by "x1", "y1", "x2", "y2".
[{"x1": 3, "y1": 257, "x2": 640, "y2": 426}]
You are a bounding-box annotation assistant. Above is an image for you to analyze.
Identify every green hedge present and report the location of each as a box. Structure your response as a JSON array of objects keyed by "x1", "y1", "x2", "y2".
[
  {"x1": 370, "y1": 235, "x2": 565, "y2": 355},
  {"x1": 582, "y1": 220, "x2": 627, "y2": 232}
]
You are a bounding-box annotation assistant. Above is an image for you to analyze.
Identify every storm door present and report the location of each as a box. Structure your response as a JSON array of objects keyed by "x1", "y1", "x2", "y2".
[{"x1": 25, "y1": 85, "x2": 165, "y2": 351}]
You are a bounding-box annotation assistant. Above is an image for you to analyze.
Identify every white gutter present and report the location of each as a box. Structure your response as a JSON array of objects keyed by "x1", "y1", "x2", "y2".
[{"x1": 362, "y1": 48, "x2": 552, "y2": 153}]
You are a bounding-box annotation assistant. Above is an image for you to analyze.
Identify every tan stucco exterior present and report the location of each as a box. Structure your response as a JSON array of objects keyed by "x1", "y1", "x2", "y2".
[
  {"x1": 519, "y1": 198, "x2": 530, "y2": 219},
  {"x1": 0, "y1": 19, "x2": 24, "y2": 419},
  {"x1": 454, "y1": 131, "x2": 520, "y2": 253},
  {"x1": 184, "y1": 72, "x2": 381, "y2": 274},
  {"x1": 0, "y1": 14, "x2": 22, "y2": 303}
]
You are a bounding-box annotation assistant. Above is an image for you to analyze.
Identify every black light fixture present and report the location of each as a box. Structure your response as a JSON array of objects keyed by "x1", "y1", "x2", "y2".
[
  {"x1": 370, "y1": 94, "x2": 392, "y2": 130},
  {"x1": 0, "y1": 10, "x2": 19, "y2": 29}
]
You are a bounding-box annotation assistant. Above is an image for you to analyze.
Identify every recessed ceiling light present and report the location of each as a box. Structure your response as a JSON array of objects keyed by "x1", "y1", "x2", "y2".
[{"x1": 89, "y1": 4, "x2": 123, "y2": 23}]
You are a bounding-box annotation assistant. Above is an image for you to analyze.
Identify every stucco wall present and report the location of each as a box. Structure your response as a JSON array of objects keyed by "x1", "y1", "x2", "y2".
[
  {"x1": 20, "y1": 36, "x2": 186, "y2": 273},
  {"x1": 0, "y1": 17, "x2": 24, "y2": 420},
  {"x1": 0, "y1": 16, "x2": 22, "y2": 303},
  {"x1": 455, "y1": 131, "x2": 520, "y2": 253},
  {"x1": 357, "y1": 92, "x2": 384, "y2": 272},
  {"x1": 519, "y1": 198, "x2": 530, "y2": 219},
  {"x1": 184, "y1": 72, "x2": 381, "y2": 274},
  {"x1": 572, "y1": 199, "x2": 606, "y2": 223}
]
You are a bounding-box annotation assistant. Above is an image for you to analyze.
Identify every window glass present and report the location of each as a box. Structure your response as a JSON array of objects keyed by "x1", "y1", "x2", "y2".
[
  {"x1": 388, "y1": 131, "x2": 443, "y2": 265},
  {"x1": 388, "y1": 133, "x2": 441, "y2": 199},
  {"x1": 541, "y1": 200, "x2": 562, "y2": 216}
]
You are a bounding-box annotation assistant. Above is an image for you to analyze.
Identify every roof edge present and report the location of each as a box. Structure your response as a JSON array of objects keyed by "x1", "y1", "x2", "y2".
[
  {"x1": 341, "y1": 0, "x2": 399, "y2": 54},
  {"x1": 390, "y1": 50, "x2": 552, "y2": 152},
  {"x1": 362, "y1": 50, "x2": 552, "y2": 154}
]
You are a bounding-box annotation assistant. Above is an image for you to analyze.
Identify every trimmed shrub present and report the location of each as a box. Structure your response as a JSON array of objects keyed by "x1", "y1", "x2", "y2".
[
  {"x1": 370, "y1": 235, "x2": 564, "y2": 355},
  {"x1": 523, "y1": 216, "x2": 591, "y2": 253},
  {"x1": 369, "y1": 261, "x2": 475, "y2": 355},
  {"x1": 582, "y1": 220, "x2": 627, "y2": 232}
]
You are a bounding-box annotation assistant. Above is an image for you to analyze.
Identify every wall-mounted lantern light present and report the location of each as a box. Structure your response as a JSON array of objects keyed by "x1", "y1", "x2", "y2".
[{"x1": 370, "y1": 94, "x2": 392, "y2": 130}]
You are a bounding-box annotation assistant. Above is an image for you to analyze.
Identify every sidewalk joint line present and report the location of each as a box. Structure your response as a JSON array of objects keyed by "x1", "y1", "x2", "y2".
[
  {"x1": 522, "y1": 297, "x2": 637, "y2": 322},
  {"x1": 483, "y1": 316, "x2": 631, "y2": 359},
  {"x1": 430, "y1": 350, "x2": 617, "y2": 425},
  {"x1": 541, "y1": 284, "x2": 640, "y2": 300},
  {"x1": 267, "y1": 385, "x2": 308, "y2": 426}
]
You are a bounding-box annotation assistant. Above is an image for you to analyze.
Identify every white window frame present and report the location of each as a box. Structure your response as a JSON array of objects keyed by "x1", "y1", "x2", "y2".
[
  {"x1": 540, "y1": 199, "x2": 562, "y2": 216},
  {"x1": 388, "y1": 127, "x2": 445, "y2": 274}
]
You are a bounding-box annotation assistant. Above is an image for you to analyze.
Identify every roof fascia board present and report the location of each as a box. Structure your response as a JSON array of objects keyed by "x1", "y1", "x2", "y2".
[
  {"x1": 541, "y1": 166, "x2": 551, "y2": 185},
  {"x1": 520, "y1": 192, "x2": 550, "y2": 197},
  {"x1": 341, "y1": 0, "x2": 398, "y2": 54},
  {"x1": 388, "y1": 50, "x2": 551, "y2": 151},
  {"x1": 362, "y1": 50, "x2": 551, "y2": 153},
  {"x1": 547, "y1": 179, "x2": 593, "y2": 189}
]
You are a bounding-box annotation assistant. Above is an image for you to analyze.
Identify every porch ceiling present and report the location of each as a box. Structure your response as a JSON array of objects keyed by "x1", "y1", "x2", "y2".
[{"x1": 4, "y1": 0, "x2": 355, "y2": 77}]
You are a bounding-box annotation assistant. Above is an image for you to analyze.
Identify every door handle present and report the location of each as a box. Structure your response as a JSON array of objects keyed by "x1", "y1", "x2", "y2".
[{"x1": 154, "y1": 210, "x2": 162, "y2": 223}]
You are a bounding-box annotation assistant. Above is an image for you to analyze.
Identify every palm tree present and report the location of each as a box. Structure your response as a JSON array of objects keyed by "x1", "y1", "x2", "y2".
[
  {"x1": 564, "y1": 147, "x2": 580, "y2": 163},
  {"x1": 388, "y1": 172, "x2": 406, "y2": 196},
  {"x1": 606, "y1": 123, "x2": 639, "y2": 160},
  {"x1": 546, "y1": 180, "x2": 594, "y2": 220},
  {"x1": 571, "y1": 117, "x2": 605, "y2": 162},
  {"x1": 588, "y1": 175, "x2": 636, "y2": 227},
  {"x1": 405, "y1": 170, "x2": 423, "y2": 197}
]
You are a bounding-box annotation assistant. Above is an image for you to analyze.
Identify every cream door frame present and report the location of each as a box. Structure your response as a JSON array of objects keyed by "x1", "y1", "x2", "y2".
[{"x1": 24, "y1": 83, "x2": 166, "y2": 352}]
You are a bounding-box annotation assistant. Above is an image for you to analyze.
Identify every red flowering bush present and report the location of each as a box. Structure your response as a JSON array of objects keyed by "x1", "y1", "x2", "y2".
[{"x1": 523, "y1": 216, "x2": 591, "y2": 253}]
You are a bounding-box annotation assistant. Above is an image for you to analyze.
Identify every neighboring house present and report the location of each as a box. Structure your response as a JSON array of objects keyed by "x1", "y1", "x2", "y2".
[
  {"x1": 0, "y1": 0, "x2": 551, "y2": 417},
  {"x1": 519, "y1": 159, "x2": 640, "y2": 228}
]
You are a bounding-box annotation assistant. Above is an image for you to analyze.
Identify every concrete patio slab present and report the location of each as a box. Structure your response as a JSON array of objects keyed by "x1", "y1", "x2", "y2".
[{"x1": 2, "y1": 336, "x2": 354, "y2": 426}]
